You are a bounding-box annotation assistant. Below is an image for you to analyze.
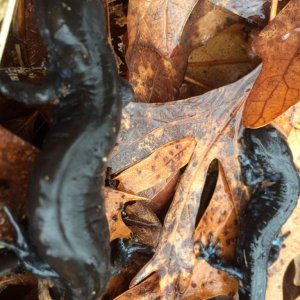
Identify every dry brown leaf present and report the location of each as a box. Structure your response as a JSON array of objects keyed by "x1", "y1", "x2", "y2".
[
  {"x1": 185, "y1": 164, "x2": 239, "y2": 299},
  {"x1": 186, "y1": 28, "x2": 260, "y2": 96},
  {"x1": 104, "y1": 187, "x2": 148, "y2": 241},
  {"x1": 243, "y1": 0, "x2": 300, "y2": 128},
  {"x1": 124, "y1": 201, "x2": 162, "y2": 248},
  {"x1": 114, "y1": 273, "x2": 160, "y2": 300},
  {"x1": 126, "y1": 0, "x2": 240, "y2": 102},
  {"x1": 109, "y1": 67, "x2": 261, "y2": 297},
  {"x1": 0, "y1": 125, "x2": 37, "y2": 240},
  {"x1": 115, "y1": 138, "x2": 196, "y2": 204},
  {"x1": 182, "y1": 164, "x2": 240, "y2": 299},
  {"x1": 266, "y1": 197, "x2": 300, "y2": 300}
]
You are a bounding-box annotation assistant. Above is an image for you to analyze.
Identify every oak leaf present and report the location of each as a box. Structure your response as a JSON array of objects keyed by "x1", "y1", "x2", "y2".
[
  {"x1": 104, "y1": 188, "x2": 148, "y2": 241},
  {"x1": 109, "y1": 67, "x2": 261, "y2": 297},
  {"x1": 115, "y1": 138, "x2": 196, "y2": 211},
  {"x1": 243, "y1": 0, "x2": 300, "y2": 128},
  {"x1": 126, "y1": 0, "x2": 240, "y2": 102}
]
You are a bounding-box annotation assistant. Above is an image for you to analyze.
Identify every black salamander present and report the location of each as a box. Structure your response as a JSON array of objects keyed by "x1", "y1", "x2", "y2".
[
  {"x1": 0, "y1": 1, "x2": 132, "y2": 299},
  {"x1": 196, "y1": 126, "x2": 300, "y2": 300}
]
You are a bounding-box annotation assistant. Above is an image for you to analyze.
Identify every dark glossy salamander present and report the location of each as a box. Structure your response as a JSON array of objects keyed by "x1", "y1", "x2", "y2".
[
  {"x1": 0, "y1": 1, "x2": 132, "y2": 299},
  {"x1": 196, "y1": 126, "x2": 300, "y2": 300}
]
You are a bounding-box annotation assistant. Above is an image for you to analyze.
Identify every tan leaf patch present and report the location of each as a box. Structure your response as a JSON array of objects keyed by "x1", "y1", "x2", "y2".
[
  {"x1": 243, "y1": 0, "x2": 300, "y2": 128},
  {"x1": 104, "y1": 188, "x2": 148, "y2": 241}
]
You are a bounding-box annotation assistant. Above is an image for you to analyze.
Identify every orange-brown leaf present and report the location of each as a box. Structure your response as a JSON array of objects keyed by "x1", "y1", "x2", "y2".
[
  {"x1": 109, "y1": 67, "x2": 260, "y2": 297},
  {"x1": 126, "y1": 0, "x2": 240, "y2": 102},
  {"x1": 104, "y1": 188, "x2": 148, "y2": 241},
  {"x1": 189, "y1": 164, "x2": 239, "y2": 298},
  {"x1": 243, "y1": 0, "x2": 300, "y2": 128},
  {"x1": 115, "y1": 273, "x2": 160, "y2": 300},
  {"x1": 115, "y1": 138, "x2": 195, "y2": 202}
]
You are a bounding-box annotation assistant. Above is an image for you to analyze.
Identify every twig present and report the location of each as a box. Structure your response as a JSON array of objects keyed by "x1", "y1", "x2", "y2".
[
  {"x1": 0, "y1": 0, "x2": 19, "y2": 63},
  {"x1": 270, "y1": 0, "x2": 279, "y2": 21},
  {"x1": 184, "y1": 76, "x2": 211, "y2": 90}
]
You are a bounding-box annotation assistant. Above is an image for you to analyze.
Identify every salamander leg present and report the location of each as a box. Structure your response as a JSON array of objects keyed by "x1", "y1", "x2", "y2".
[
  {"x1": 268, "y1": 232, "x2": 289, "y2": 266},
  {"x1": 0, "y1": 205, "x2": 58, "y2": 278},
  {"x1": 195, "y1": 232, "x2": 243, "y2": 280}
]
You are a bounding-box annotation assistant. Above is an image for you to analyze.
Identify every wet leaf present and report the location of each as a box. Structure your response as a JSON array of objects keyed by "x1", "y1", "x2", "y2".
[
  {"x1": 115, "y1": 273, "x2": 160, "y2": 300},
  {"x1": 0, "y1": 126, "x2": 37, "y2": 240},
  {"x1": 124, "y1": 201, "x2": 162, "y2": 248},
  {"x1": 126, "y1": 0, "x2": 240, "y2": 102},
  {"x1": 115, "y1": 138, "x2": 196, "y2": 206},
  {"x1": 109, "y1": 67, "x2": 260, "y2": 297},
  {"x1": 187, "y1": 164, "x2": 239, "y2": 299},
  {"x1": 186, "y1": 28, "x2": 260, "y2": 96},
  {"x1": 243, "y1": 0, "x2": 300, "y2": 128},
  {"x1": 104, "y1": 187, "x2": 148, "y2": 241}
]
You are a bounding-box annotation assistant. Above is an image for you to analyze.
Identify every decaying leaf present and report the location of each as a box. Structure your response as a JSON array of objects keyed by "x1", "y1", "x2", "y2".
[
  {"x1": 104, "y1": 187, "x2": 148, "y2": 241},
  {"x1": 115, "y1": 273, "x2": 160, "y2": 300},
  {"x1": 126, "y1": 0, "x2": 240, "y2": 102},
  {"x1": 124, "y1": 201, "x2": 162, "y2": 248},
  {"x1": 0, "y1": 126, "x2": 37, "y2": 240},
  {"x1": 109, "y1": 67, "x2": 260, "y2": 297},
  {"x1": 266, "y1": 197, "x2": 300, "y2": 300},
  {"x1": 243, "y1": 0, "x2": 300, "y2": 128},
  {"x1": 0, "y1": 273, "x2": 37, "y2": 298},
  {"x1": 115, "y1": 138, "x2": 196, "y2": 207},
  {"x1": 209, "y1": 0, "x2": 270, "y2": 20},
  {"x1": 186, "y1": 28, "x2": 260, "y2": 96},
  {"x1": 187, "y1": 163, "x2": 239, "y2": 299}
]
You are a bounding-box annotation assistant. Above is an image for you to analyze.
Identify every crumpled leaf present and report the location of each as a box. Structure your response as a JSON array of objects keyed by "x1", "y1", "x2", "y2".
[
  {"x1": 209, "y1": 0, "x2": 269, "y2": 20},
  {"x1": 115, "y1": 138, "x2": 196, "y2": 207},
  {"x1": 115, "y1": 273, "x2": 160, "y2": 300},
  {"x1": 126, "y1": 0, "x2": 240, "y2": 102},
  {"x1": 109, "y1": 67, "x2": 260, "y2": 297},
  {"x1": 243, "y1": 0, "x2": 300, "y2": 128},
  {"x1": 104, "y1": 187, "x2": 148, "y2": 241},
  {"x1": 186, "y1": 163, "x2": 239, "y2": 299},
  {"x1": 124, "y1": 201, "x2": 162, "y2": 248},
  {"x1": 0, "y1": 126, "x2": 37, "y2": 240},
  {"x1": 186, "y1": 28, "x2": 260, "y2": 96}
]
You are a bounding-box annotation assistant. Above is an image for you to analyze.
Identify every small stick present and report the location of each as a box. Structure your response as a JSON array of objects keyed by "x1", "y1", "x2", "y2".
[
  {"x1": 184, "y1": 75, "x2": 211, "y2": 90},
  {"x1": 269, "y1": 0, "x2": 279, "y2": 21},
  {"x1": 0, "y1": 0, "x2": 19, "y2": 63}
]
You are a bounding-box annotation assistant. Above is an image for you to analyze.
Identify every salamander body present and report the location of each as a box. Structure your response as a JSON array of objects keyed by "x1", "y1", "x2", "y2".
[{"x1": 236, "y1": 126, "x2": 299, "y2": 299}]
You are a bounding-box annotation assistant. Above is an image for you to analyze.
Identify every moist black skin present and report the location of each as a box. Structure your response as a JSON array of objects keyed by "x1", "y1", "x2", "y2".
[
  {"x1": 196, "y1": 126, "x2": 300, "y2": 300},
  {"x1": 0, "y1": 1, "x2": 132, "y2": 299}
]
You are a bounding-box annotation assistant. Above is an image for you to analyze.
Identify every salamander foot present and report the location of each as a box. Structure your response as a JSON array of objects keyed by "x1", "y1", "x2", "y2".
[{"x1": 195, "y1": 232, "x2": 243, "y2": 281}]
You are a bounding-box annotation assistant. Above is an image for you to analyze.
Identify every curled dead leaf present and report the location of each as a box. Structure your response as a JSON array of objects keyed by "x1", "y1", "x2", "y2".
[
  {"x1": 115, "y1": 138, "x2": 196, "y2": 208},
  {"x1": 104, "y1": 188, "x2": 148, "y2": 241},
  {"x1": 243, "y1": 0, "x2": 300, "y2": 128}
]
